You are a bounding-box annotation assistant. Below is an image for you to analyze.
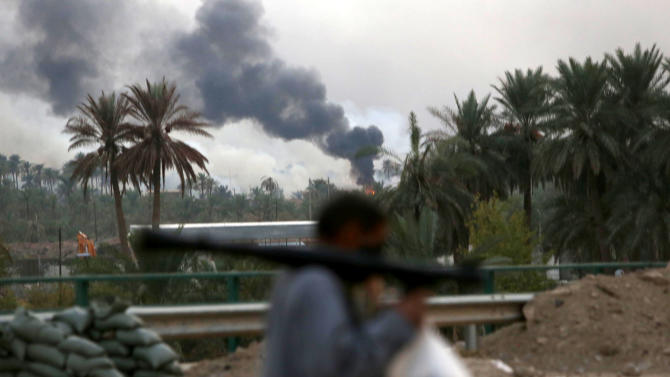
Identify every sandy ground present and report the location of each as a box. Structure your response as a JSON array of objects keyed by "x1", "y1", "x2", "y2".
[{"x1": 181, "y1": 342, "x2": 670, "y2": 377}]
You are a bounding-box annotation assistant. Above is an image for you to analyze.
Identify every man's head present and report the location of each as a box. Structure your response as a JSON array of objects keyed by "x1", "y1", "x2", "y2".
[{"x1": 317, "y1": 193, "x2": 387, "y2": 255}]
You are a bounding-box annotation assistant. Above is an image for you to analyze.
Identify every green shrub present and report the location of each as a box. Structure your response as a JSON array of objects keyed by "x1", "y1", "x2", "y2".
[
  {"x1": 465, "y1": 196, "x2": 554, "y2": 292},
  {"x1": 70, "y1": 244, "x2": 137, "y2": 303},
  {"x1": 21, "y1": 284, "x2": 75, "y2": 309}
]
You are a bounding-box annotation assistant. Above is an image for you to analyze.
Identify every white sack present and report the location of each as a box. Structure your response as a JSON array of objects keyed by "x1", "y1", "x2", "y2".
[{"x1": 387, "y1": 326, "x2": 472, "y2": 377}]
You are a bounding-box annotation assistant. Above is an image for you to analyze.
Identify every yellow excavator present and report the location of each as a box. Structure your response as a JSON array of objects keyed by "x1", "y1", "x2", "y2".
[{"x1": 76, "y1": 231, "x2": 96, "y2": 257}]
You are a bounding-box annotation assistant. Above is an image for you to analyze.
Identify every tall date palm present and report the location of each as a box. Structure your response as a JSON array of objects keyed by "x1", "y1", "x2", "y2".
[
  {"x1": 493, "y1": 67, "x2": 553, "y2": 226},
  {"x1": 538, "y1": 57, "x2": 618, "y2": 261},
  {"x1": 64, "y1": 92, "x2": 141, "y2": 263},
  {"x1": 120, "y1": 79, "x2": 212, "y2": 230}
]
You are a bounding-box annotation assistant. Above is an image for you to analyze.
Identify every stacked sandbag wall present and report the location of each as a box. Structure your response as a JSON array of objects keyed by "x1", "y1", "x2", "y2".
[
  {"x1": 84, "y1": 301, "x2": 181, "y2": 377},
  {"x1": 0, "y1": 302, "x2": 182, "y2": 377}
]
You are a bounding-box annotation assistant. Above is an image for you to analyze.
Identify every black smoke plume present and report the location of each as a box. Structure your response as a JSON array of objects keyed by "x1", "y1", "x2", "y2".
[
  {"x1": 1, "y1": 0, "x2": 122, "y2": 115},
  {"x1": 175, "y1": 0, "x2": 383, "y2": 184}
]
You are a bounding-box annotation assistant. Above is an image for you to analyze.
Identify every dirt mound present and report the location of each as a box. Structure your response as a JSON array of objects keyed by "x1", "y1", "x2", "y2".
[{"x1": 481, "y1": 267, "x2": 670, "y2": 375}]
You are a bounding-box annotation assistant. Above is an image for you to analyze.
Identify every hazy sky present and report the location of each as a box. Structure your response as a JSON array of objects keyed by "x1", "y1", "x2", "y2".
[{"x1": 0, "y1": 0, "x2": 668, "y2": 193}]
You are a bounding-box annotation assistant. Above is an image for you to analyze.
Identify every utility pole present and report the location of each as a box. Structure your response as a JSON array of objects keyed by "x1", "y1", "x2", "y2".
[
  {"x1": 308, "y1": 178, "x2": 312, "y2": 221},
  {"x1": 93, "y1": 198, "x2": 98, "y2": 242},
  {"x1": 58, "y1": 227, "x2": 62, "y2": 305},
  {"x1": 58, "y1": 227, "x2": 62, "y2": 277}
]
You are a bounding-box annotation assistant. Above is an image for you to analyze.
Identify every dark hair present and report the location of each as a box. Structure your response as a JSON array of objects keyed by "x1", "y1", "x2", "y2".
[{"x1": 317, "y1": 192, "x2": 386, "y2": 240}]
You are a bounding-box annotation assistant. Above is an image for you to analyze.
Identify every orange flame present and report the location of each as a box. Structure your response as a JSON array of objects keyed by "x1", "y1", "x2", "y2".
[{"x1": 364, "y1": 186, "x2": 376, "y2": 196}]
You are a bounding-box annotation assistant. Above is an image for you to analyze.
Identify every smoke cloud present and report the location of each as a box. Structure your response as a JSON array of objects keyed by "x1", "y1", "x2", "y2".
[
  {"x1": 0, "y1": 0, "x2": 384, "y2": 184},
  {"x1": 174, "y1": 0, "x2": 382, "y2": 184},
  {"x1": 0, "y1": 1, "x2": 123, "y2": 115},
  {"x1": 325, "y1": 127, "x2": 384, "y2": 185}
]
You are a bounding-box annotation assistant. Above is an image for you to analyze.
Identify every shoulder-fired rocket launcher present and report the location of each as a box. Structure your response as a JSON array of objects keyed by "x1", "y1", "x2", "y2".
[{"x1": 137, "y1": 230, "x2": 482, "y2": 287}]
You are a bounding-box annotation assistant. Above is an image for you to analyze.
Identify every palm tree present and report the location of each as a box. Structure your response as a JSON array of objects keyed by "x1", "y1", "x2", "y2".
[
  {"x1": 44, "y1": 168, "x2": 59, "y2": 192},
  {"x1": 32, "y1": 164, "x2": 44, "y2": 189},
  {"x1": 9, "y1": 154, "x2": 20, "y2": 189},
  {"x1": 261, "y1": 176, "x2": 279, "y2": 220},
  {"x1": 607, "y1": 163, "x2": 670, "y2": 261},
  {"x1": 196, "y1": 173, "x2": 209, "y2": 199},
  {"x1": 20, "y1": 161, "x2": 31, "y2": 187},
  {"x1": 493, "y1": 67, "x2": 553, "y2": 226},
  {"x1": 377, "y1": 112, "x2": 474, "y2": 253},
  {"x1": 428, "y1": 90, "x2": 507, "y2": 200},
  {"x1": 607, "y1": 44, "x2": 668, "y2": 145},
  {"x1": 605, "y1": 44, "x2": 670, "y2": 260},
  {"x1": 537, "y1": 57, "x2": 619, "y2": 261},
  {"x1": 119, "y1": 78, "x2": 212, "y2": 230},
  {"x1": 63, "y1": 91, "x2": 141, "y2": 263},
  {"x1": 383, "y1": 112, "x2": 435, "y2": 219},
  {"x1": 0, "y1": 154, "x2": 8, "y2": 187}
]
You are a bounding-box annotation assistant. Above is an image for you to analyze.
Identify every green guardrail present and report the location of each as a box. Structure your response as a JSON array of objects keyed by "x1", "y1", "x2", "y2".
[{"x1": 0, "y1": 271, "x2": 275, "y2": 307}]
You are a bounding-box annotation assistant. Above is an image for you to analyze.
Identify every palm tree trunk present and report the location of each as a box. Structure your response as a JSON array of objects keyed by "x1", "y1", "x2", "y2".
[
  {"x1": 590, "y1": 176, "x2": 610, "y2": 262},
  {"x1": 523, "y1": 175, "x2": 532, "y2": 227},
  {"x1": 523, "y1": 140, "x2": 533, "y2": 227},
  {"x1": 151, "y1": 164, "x2": 161, "y2": 231},
  {"x1": 111, "y1": 169, "x2": 137, "y2": 265}
]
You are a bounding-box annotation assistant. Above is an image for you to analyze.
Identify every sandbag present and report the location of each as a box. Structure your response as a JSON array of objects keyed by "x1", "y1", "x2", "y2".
[
  {"x1": 58, "y1": 336, "x2": 105, "y2": 357},
  {"x1": 88, "y1": 368, "x2": 125, "y2": 377},
  {"x1": 387, "y1": 326, "x2": 472, "y2": 377},
  {"x1": 0, "y1": 323, "x2": 13, "y2": 348},
  {"x1": 26, "y1": 344, "x2": 66, "y2": 368},
  {"x1": 24, "y1": 361, "x2": 69, "y2": 377},
  {"x1": 10, "y1": 338, "x2": 26, "y2": 361},
  {"x1": 53, "y1": 307, "x2": 91, "y2": 334},
  {"x1": 88, "y1": 329, "x2": 102, "y2": 341},
  {"x1": 0, "y1": 357, "x2": 22, "y2": 371},
  {"x1": 65, "y1": 353, "x2": 116, "y2": 377},
  {"x1": 35, "y1": 325, "x2": 65, "y2": 345},
  {"x1": 95, "y1": 313, "x2": 143, "y2": 331},
  {"x1": 84, "y1": 357, "x2": 115, "y2": 371},
  {"x1": 110, "y1": 357, "x2": 136, "y2": 371},
  {"x1": 116, "y1": 329, "x2": 160, "y2": 346},
  {"x1": 65, "y1": 353, "x2": 88, "y2": 377},
  {"x1": 9, "y1": 309, "x2": 45, "y2": 341},
  {"x1": 91, "y1": 300, "x2": 128, "y2": 320},
  {"x1": 132, "y1": 343, "x2": 178, "y2": 370},
  {"x1": 99, "y1": 340, "x2": 129, "y2": 357},
  {"x1": 50, "y1": 321, "x2": 73, "y2": 337}
]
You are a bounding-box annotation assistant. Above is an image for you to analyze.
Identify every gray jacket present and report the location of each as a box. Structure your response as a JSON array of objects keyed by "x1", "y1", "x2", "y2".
[{"x1": 262, "y1": 267, "x2": 415, "y2": 377}]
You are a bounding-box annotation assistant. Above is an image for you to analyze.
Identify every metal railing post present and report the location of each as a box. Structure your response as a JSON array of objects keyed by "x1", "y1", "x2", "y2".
[
  {"x1": 464, "y1": 324, "x2": 478, "y2": 351},
  {"x1": 483, "y1": 270, "x2": 495, "y2": 334},
  {"x1": 74, "y1": 280, "x2": 89, "y2": 307},
  {"x1": 226, "y1": 275, "x2": 240, "y2": 353},
  {"x1": 483, "y1": 270, "x2": 495, "y2": 294}
]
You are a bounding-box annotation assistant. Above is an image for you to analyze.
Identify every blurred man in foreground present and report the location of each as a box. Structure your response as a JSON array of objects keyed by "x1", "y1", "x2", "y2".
[{"x1": 262, "y1": 193, "x2": 428, "y2": 377}]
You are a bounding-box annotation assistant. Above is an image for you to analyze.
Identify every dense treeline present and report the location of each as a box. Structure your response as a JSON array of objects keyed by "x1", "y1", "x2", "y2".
[
  {"x1": 379, "y1": 44, "x2": 670, "y2": 263},
  {"x1": 0, "y1": 154, "x2": 339, "y2": 245}
]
